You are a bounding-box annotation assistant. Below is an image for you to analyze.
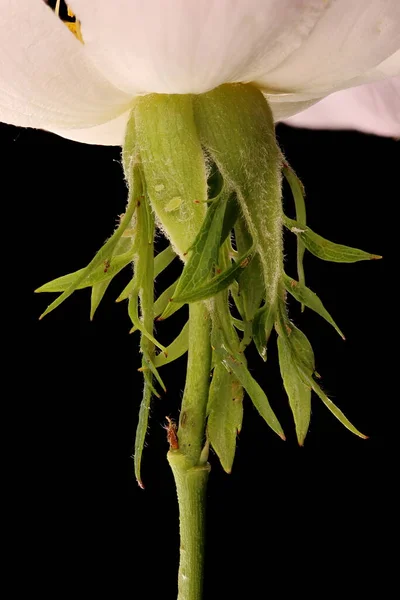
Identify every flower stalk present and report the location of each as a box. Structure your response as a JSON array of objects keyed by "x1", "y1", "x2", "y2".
[
  {"x1": 177, "y1": 302, "x2": 212, "y2": 463},
  {"x1": 167, "y1": 301, "x2": 212, "y2": 600},
  {"x1": 167, "y1": 451, "x2": 210, "y2": 600},
  {"x1": 166, "y1": 301, "x2": 212, "y2": 599}
]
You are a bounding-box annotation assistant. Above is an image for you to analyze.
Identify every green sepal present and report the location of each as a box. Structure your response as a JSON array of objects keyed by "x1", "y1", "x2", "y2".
[
  {"x1": 283, "y1": 216, "x2": 381, "y2": 263},
  {"x1": 135, "y1": 94, "x2": 207, "y2": 258},
  {"x1": 284, "y1": 273, "x2": 345, "y2": 340},
  {"x1": 194, "y1": 84, "x2": 283, "y2": 317}
]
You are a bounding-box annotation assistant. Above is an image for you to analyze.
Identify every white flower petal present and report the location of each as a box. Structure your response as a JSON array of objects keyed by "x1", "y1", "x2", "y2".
[
  {"x1": 258, "y1": 0, "x2": 400, "y2": 97},
  {"x1": 70, "y1": 0, "x2": 400, "y2": 98},
  {"x1": 267, "y1": 48, "x2": 400, "y2": 122},
  {"x1": 0, "y1": 0, "x2": 132, "y2": 130},
  {"x1": 68, "y1": 0, "x2": 335, "y2": 94},
  {"x1": 282, "y1": 76, "x2": 400, "y2": 137},
  {"x1": 52, "y1": 110, "x2": 130, "y2": 145},
  {"x1": 269, "y1": 97, "x2": 322, "y2": 122},
  {"x1": 360, "y1": 48, "x2": 400, "y2": 82},
  {"x1": 3, "y1": 0, "x2": 399, "y2": 146}
]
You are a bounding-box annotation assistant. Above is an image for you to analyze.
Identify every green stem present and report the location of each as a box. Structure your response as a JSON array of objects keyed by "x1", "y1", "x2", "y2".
[
  {"x1": 167, "y1": 452, "x2": 210, "y2": 600},
  {"x1": 168, "y1": 301, "x2": 211, "y2": 600},
  {"x1": 178, "y1": 302, "x2": 212, "y2": 463}
]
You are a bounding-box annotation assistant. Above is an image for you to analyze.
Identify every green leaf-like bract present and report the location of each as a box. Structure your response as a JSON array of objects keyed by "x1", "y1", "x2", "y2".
[
  {"x1": 210, "y1": 248, "x2": 285, "y2": 443},
  {"x1": 154, "y1": 322, "x2": 189, "y2": 368},
  {"x1": 277, "y1": 318, "x2": 313, "y2": 445},
  {"x1": 215, "y1": 341, "x2": 285, "y2": 440},
  {"x1": 283, "y1": 216, "x2": 381, "y2": 263},
  {"x1": 38, "y1": 183, "x2": 139, "y2": 319},
  {"x1": 283, "y1": 162, "x2": 307, "y2": 309},
  {"x1": 207, "y1": 363, "x2": 243, "y2": 474},
  {"x1": 252, "y1": 302, "x2": 277, "y2": 361},
  {"x1": 160, "y1": 187, "x2": 229, "y2": 317},
  {"x1": 234, "y1": 217, "x2": 264, "y2": 322},
  {"x1": 131, "y1": 168, "x2": 166, "y2": 487},
  {"x1": 277, "y1": 306, "x2": 366, "y2": 442},
  {"x1": 35, "y1": 249, "x2": 135, "y2": 294},
  {"x1": 284, "y1": 273, "x2": 345, "y2": 340},
  {"x1": 90, "y1": 280, "x2": 112, "y2": 321},
  {"x1": 170, "y1": 247, "x2": 255, "y2": 305}
]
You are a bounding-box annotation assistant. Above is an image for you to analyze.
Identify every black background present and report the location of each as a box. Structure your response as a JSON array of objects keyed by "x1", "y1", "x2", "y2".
[{"x1": 4, "y1": 121, "x2": 396, "y2": 598}]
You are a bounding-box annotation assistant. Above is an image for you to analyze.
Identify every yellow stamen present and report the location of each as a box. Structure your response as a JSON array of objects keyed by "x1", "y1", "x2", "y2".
[
  {"x1": 53, "y1": 1, "x2": 84, "y2": 44},
  {"x1": 65, "y1": 3, "x2": 84, "y2": 43},
  {"x1": 65, "y1": 20, "x2": 84, "y2": 43}
]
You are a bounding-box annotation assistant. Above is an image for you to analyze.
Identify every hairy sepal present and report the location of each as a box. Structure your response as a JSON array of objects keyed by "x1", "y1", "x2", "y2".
[
  {"x1": 134, "y1": 95, "x2": 208, "y2": 259},
  {"x1": 194, "y1": 84, "x2": 283, "y2": 312}
]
